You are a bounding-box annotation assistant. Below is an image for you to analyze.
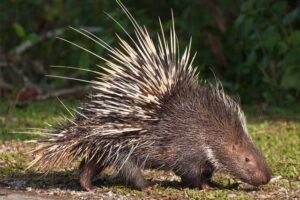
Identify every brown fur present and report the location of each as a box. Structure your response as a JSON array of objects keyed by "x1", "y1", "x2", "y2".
[
  {"x1": 31, "y1": 1, "x2": 271, "y2": 190},
  {"x1": 73, "y1": 84, "x2": 271, "y2": 190}
]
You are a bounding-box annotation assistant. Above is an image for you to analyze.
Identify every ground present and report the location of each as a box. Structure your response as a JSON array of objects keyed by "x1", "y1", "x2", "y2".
[{"x1": 0, "y1": 100, "x2": 299, "y2": 199}]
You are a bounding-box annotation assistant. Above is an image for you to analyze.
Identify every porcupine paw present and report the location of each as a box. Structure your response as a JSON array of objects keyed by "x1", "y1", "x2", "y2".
[
  {"x1": 80, "y1": 179, "x2": 98, "y2": 191},
  {"x1": 199, "y1": 181, "x2": 220, "y2": 190},
  {"x1": 83, "y1": 185, "x2": 98, "y2": 192},
  {"x1": 79, "y1": 171, "x2": 99, "y2": 191},
  {"x1": 181, "y1": 176, "x2": 216, "y2": 190},
  {"x1": 134, "y1": 179, "x2": 155, "y2": 190}
]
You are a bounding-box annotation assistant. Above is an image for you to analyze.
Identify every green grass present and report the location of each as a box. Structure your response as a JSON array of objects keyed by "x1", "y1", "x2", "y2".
[
  {"x1": 0, "y1": 99, "x2": 79, "y2": 140},
  {"x1": 0, "y1": 99, "x2": 299, "y2": 199}
]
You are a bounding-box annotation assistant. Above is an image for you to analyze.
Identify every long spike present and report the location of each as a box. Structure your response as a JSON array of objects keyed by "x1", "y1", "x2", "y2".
[
  {"x1": 32, "y1": 0, "x2": 197, "y2": 175},
  {"x1": 51, "y1": 65, "x2": 103, "y2": 75}
]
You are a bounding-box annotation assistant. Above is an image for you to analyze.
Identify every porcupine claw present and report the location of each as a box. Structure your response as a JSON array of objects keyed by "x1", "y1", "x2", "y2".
[{"x1": 199, "y1": 181, "x2": 220, "y2": 190}]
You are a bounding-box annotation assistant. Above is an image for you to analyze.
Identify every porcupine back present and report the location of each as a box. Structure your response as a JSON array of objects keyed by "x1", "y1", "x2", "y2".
[{"x1": 30, "y1": 0, "x2": 198, "y2": 172}]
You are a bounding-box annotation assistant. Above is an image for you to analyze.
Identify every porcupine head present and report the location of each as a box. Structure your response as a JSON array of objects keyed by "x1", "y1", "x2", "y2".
[
  {"x1": 189, "y1": 86, "x2": 272, "y2": 186},
  {"x1": 154, "y1": 79, "x2": 272, "y2": 188},
  {"x1": 30, "y1": 0, "x2": 271, "y2": 190}
]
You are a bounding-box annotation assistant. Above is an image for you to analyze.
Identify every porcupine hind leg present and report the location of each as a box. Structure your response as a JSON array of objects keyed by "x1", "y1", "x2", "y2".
[
  {"x1": 118, "y1": 158, "x2": 152, "y2": 190},
  {"x1": 79, "y1": 158, "x2": 104, "y2": 191}
]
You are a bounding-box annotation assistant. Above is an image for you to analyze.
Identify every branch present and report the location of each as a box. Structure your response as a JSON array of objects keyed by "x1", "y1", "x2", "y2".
[
  {"x1": 11, "y1": 26, "x2": 102, "y2": 55},
  {"x1": 36, "y1": 85, "x2": 91, "y2": 100}
]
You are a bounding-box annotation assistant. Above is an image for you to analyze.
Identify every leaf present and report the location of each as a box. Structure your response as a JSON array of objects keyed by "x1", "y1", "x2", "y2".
[
  {"x1": 235, "y1": 15, "x2": 245, "y2": 28},
  {"x1": 281, "y1": 67, "x2": 300, "y2": 90},
  {"x1": 245, "y1": 50, "x2": 257, "y2": 66},
  {"x1": 241, "y1": 18, "x2": 254, "y2": 37},
  {"x1": 271, "y1": 2, "x2": 288, "y2": 13},
  {"x1": 241, "y1": 0, "x2": 256, "y2": 12},
  {"x1": 13, "y1": 23, "x2": 26, "y2": 38},
  {"x1": 26, "y1": 33, "x2": 38, "y2": 43},
  {"x1": 276, "y1": 42, "x2": 288, "y2": 56},
  {"x1": 262, "y1": 30, "x2": 281, "y2": 52},
  {"x1": 289, "y1": 31, "x2": 300, "y2": 45},
  {"x1": 283, "y1": 8, "x2": 299, "y2": 25}
]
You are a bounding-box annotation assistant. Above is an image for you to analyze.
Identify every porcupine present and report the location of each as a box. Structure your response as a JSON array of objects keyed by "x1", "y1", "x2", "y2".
[{"x1": 30, "y1": 0, "x2": 271, "y2": 191}]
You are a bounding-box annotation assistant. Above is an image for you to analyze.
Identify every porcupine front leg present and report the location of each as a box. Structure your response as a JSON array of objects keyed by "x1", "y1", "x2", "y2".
[
  {"x1": 175, "y1": 162, "x2": 215, "y2": 189},
  {"x1": 79, "y1": 159, "x2": 104, "y2": 191},
  {"x1": 197, "y1": 168, "x2": 218, "y2": 189},
  {"x1": 118, "y1": 158, "x2": 152, "y2": 190}
]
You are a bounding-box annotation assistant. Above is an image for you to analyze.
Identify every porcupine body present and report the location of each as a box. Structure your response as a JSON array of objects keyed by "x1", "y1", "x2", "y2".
[{"x1": 31, "y1": 0, "x2": 271, "y2": 191}]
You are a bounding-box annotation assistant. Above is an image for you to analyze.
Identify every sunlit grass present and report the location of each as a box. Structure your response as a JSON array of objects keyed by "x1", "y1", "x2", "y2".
[{"x1": 0, "y1": 100, "x2": 299, "y2": 199}]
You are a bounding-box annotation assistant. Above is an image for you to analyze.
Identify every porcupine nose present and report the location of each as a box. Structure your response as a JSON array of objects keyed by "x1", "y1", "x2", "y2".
[
  {"x1": 261, "y1": 170, "x2": 271, "y2": 184},
  {"x1": 254, "y1": 168, "x2": 271, "y2": 185}
]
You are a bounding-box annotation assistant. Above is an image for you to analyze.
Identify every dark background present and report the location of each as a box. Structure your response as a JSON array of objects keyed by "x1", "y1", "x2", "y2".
[{"x1": 1, "y1": 0, "x2": 300, "y2": 106}]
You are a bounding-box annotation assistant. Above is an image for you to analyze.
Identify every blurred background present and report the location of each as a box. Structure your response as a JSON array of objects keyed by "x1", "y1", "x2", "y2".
[
  {"x1": 0, "y1": 1, "x2": 299, "y2": 198},
  {"x1": 1, "y1": 0, "x2": 300, "y2": 106}
]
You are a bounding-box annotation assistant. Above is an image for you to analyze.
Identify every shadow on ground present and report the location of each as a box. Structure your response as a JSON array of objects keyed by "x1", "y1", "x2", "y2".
[{"x1": 0, "y1": 170, "x2": 260, "y2": 193}]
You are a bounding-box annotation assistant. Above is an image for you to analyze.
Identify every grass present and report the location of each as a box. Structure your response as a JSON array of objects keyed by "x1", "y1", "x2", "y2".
[
  {"x1": 0, "y1": 99, "x2": 299, "y2": 199},
  {"x1": 0, "y1": 99, "x2": 79, "y2": 140}
]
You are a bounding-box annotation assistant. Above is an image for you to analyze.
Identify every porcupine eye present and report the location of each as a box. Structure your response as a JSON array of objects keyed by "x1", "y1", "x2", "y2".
[{"x1": 245, "y1": 157, "x2": 250, "y2": 163}]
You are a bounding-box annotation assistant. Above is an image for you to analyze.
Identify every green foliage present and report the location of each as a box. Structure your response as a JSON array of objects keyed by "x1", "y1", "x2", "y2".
[
  {"x1": 224, "y1": 0, "x2": 300, "y2": 104},
  {"x1": 1, "y1": 0, "x2": 299, "y2": 104},
  {"x1": 13, "y1": 23, "x2": 26, "y2": 38}
]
